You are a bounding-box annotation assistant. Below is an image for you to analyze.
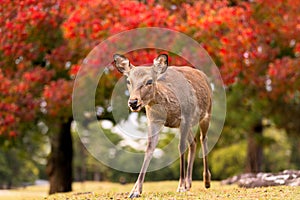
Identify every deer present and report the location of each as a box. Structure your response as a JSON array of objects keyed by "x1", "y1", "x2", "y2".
[{"x1": 113, "y1": 53, "x2": 212, "y2": 198}]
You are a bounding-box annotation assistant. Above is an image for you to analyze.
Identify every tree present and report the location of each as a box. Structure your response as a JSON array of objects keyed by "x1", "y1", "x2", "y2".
[
  {"x1": 176, "y1": 0, "x2": 300, "y2": 171},
  {"x1": 0, "y1": 0, "x2": 74, "y2": 193},
  {"x1": 0, "y1": 0, "x2": 177, "y2": 193}
]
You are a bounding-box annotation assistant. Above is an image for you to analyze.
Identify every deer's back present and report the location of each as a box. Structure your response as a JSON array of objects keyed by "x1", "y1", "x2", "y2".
[
  {"x1": 174, "y1": 66, "x2": 212, "y2": 115},
  {"x1": 154, "y1": 66, "x2": 211, "y2": 128}
]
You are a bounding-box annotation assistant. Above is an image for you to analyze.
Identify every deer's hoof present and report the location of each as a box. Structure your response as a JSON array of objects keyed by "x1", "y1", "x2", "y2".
[
  {"x1": 129, "y1": 191, "x2": 141, "y2": 198},
  {"x1": 185, "y1": 181, "x2": 192, "y2": 191},
  {"x1": 185, "y1": 186, "x2": 191, "y2": 191},
  {"x1": 177, "y1": 187, "x2": 187, "y2": 193},
  {"x1": 205, "y1": 182, "x2": 210, "y2": 189}
]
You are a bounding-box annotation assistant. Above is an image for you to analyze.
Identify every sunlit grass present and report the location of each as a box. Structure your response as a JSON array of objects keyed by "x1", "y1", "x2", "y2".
[{"x1": 0, "y1": 181, "x2": 299, "y2": 200}]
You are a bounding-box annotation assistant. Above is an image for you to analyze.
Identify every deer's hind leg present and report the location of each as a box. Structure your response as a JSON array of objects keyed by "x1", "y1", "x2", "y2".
[
  {"x1": 185, "y1": 130, "x2": 197, "y2": 191},
  {"x1": 200, "y1": 114, "x2": 211, "y2": 188}
]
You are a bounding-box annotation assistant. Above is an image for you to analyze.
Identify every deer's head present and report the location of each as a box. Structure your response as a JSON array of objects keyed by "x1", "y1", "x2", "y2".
[{"x1": 113, "y1": 54, "x2": 168, "y2": 112}]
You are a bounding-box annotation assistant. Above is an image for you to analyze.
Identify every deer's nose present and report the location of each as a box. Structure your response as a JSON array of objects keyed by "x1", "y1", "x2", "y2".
[{"x1": 128, "y1": 99, "x2": 138, "y2": 107}]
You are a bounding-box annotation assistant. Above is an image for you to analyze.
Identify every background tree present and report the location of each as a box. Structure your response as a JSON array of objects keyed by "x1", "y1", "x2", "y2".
[
  {"x1": 175, "y1": 0, "x2": 300, "y2": 172},
  {"x1": 0, "y1": 0, "x2": 74, "y2": 193},
  {"x1": 0, "y1": 0, "x2": 177, "y2": 193}
]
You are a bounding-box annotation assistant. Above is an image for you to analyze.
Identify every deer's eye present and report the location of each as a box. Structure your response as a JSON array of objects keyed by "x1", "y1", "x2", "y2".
[
  {"x1": 126, "y1": 80, "x2": 130, "y2": 85},
  {"x1": 146, "y1": 79, "x2": 153, "y2": 85}
]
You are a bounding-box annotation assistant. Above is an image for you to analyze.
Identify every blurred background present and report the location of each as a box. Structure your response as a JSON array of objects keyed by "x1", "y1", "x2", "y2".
[{"x1": 0, "y1": 0, "x2": 299, "y2": 195}]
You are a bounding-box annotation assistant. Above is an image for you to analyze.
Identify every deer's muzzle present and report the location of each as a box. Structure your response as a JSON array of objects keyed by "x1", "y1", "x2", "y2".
[{"x1": 128, "y1": 99, "x2": 141, "y2": 111}]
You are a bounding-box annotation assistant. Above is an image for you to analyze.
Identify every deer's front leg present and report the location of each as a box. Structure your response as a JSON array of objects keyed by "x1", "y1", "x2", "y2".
[
  {"x1": 129, "y1": 121, "x2": 162, "y2": 198},
  {"x1": 177, "y1": 122, "x2": 190, "y2": 192}
]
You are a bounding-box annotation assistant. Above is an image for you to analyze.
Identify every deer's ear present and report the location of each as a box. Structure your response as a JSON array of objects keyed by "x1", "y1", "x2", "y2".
[
  {"x1": 113, "y1": 54, "x2": 134, "y2": 74},
  {"x1": 153, "y1": 54, "x2": 168, "y2": 74}
]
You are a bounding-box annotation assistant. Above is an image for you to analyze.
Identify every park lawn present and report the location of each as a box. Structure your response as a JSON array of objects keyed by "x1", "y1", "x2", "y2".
[{"x1": 0, "y1": 181, "x2": 299, "y2": 200}]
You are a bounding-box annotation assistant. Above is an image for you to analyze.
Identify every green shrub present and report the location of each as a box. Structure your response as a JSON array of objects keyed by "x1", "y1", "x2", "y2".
[{"x1": 211, "y1": 142, "x2": 246, "y2": 180}]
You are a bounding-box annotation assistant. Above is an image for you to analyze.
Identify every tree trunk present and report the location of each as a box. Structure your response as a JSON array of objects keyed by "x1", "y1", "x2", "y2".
[
  {"x1": 245, "y1": 121, "x2": 263, "y2": 173},
  {"x1": 93, "y1": 171, "x2": 101, "y2": 181},
  {"x1": 289, "y1": 134, "x2": 300, "y2": 168},
  {"x1": 46, "y1": 118, "x2": 73, "y2": 194}
]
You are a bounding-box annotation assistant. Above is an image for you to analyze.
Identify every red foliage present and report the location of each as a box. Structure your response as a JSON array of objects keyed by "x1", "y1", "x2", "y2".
[
  {"x1": 1, "y1": 0, "x2": 299, "y2": 138},
  {"x1": 176, "y1": 0, "x2": 300, "y2": 99},
  {"x1": 268, "y1": 58, "x2": 300, "y2": 100},
  {"x1": 0, "y1": 0, "x2": 72, "y2": 137},
  {"x1": 43, "y1": 79, "x2": 73, "y2": 118}
]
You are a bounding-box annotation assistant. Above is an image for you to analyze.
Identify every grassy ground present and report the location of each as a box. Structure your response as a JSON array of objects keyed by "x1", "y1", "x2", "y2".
[{"x1": 0, "y1": 181, "x2": 299, "y2": 200}]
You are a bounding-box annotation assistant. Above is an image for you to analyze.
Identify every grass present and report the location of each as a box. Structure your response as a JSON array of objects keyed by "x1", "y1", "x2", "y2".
[{"x1": 0, "y1": 181, "x2": 299, "y2": 200}]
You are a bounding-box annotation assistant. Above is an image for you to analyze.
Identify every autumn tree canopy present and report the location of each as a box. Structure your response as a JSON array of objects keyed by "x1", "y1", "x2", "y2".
[{"x1": 1, "y1": 0, "x2": 299, "y2": 139}]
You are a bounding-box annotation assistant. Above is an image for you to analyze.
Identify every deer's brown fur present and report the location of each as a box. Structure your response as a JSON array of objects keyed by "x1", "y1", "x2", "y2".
[{"x1": 113, "y1": 54, "x2": 212, "y2": 198}]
